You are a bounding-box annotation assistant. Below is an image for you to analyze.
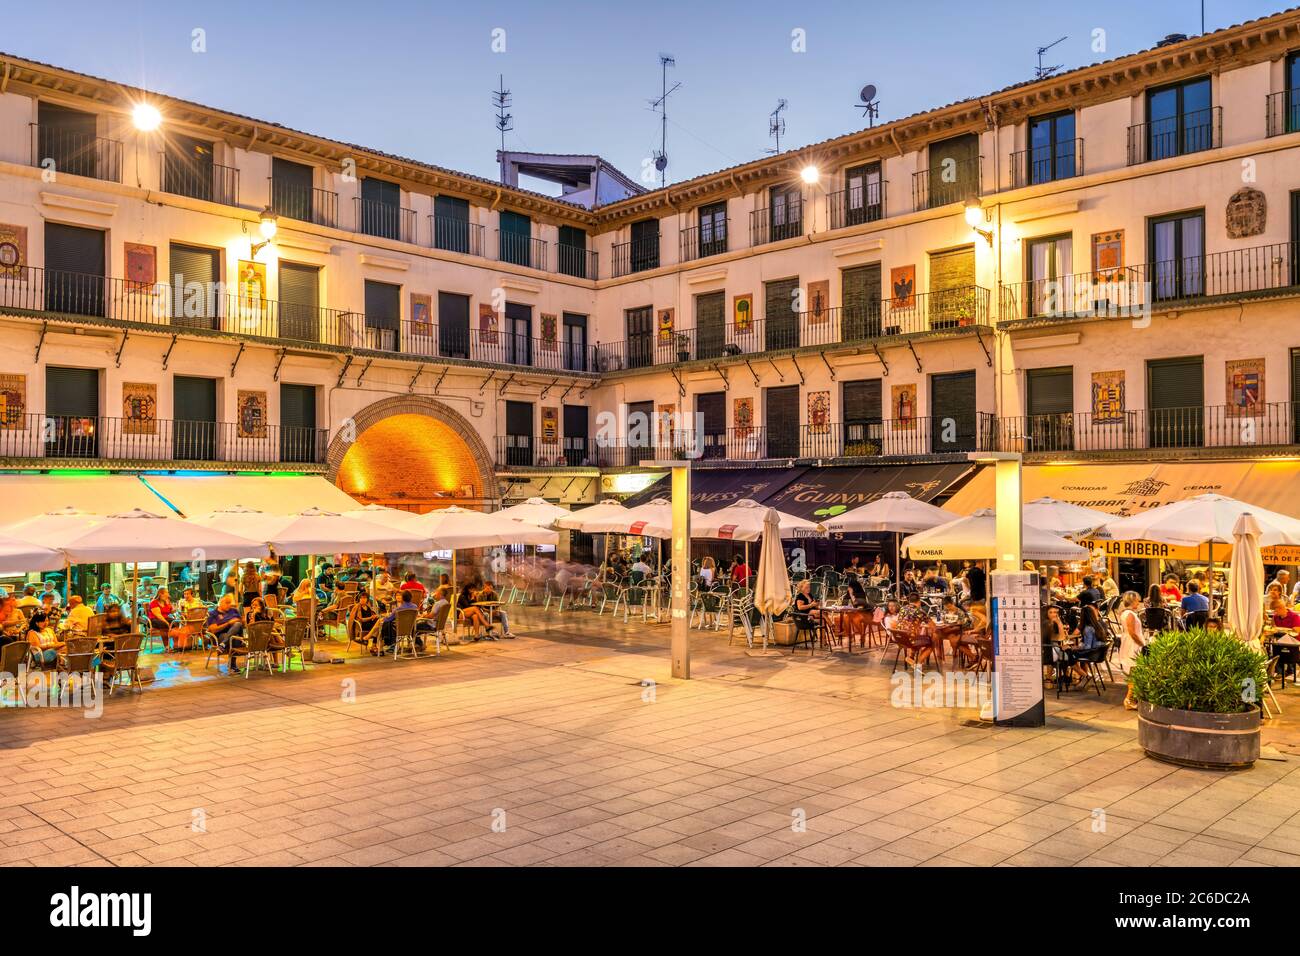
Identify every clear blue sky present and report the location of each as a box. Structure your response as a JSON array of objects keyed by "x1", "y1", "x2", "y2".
[{"x1": 3, "y1": 0, "x2": 1285, "y2": 192}]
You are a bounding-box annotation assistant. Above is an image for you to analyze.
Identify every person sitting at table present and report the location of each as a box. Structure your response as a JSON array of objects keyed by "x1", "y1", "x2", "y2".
[
  {"x1": 729, "y1": 554, "x2": 751, "y2": 587},
  {"x1": 1270, "y1": 597, "x2": 1300, "y2": 630},
  {"x1": 205, "y1": 595, "x2": 245, "y2": 672},
  {"x1": 244, "y1": 596, "x2": 286, "y2": 666},
  {"x1": 135, "y1": 576, "x2": 159, "y2": 606},
  {"x1": 794, "y1": 580, "x2": 822, "y2": 621},
  {"x1": 26, "y1": 608, "x2": 64, "y2": 667},
  {"x1": 347, "y1": 592, "x2": 382, "y2": 652},
  {"x1": 373, "y1": 570, "x2": 396, "y2": 607},
  {"x1": 1043, "y1": 605, "x2": 1068, "y2": 681},
  {"x1": 1076, "y1": 575, "x2": 1104, "y2": 607},
  {"x1": 844, "y1": 555, "x2": 864, "y2": 577},
  {"x1": 61, "y1": 595, "x2": 92, "y2": 635},
  {"x1": 1101, "y1": 573, "x2": 1120, "y2": 600},
  {"x1": 1144, "y1": 584, "x2": 1175, "y2": 632},
  {"x1": 939, "y1": 595, "x2": 972, "y2": 630},
  {"x1": 1159, "y1": 574, "x2": 1184, "y2": 603},
  {"x1": 219, "y1": 567, "x2": 239, "y2": 599},
  {"x1": 698, "y1": 556, "x2": 716, "y2": 587},
  {"x1": 1180, "y1": 580, "x2": 1210, "y2": 620},
  {"x1": 1271, "y1": 569, "x2": 1292, "y2": 596},
  {"x1": 894, "y1": 593, "x2": 935, "y2": 668},
  {"x1": 0, "y1": 596, "x2": 25, "y2": 647},
  {"x1": 398, "y1": 572, "x2": 427, "y2": 604},
  {"x1": 291, "y1": 577, "x2": 314, "y2": 607},
  {"x1": 101, "y1": 603, "x2": 133, "y2": 640},
  {"x1": 1066, "y1": 603, "x2": 1107, "y2": 683},
  {"x1": 881, "y1": 600, "x2": 901, "y2": 631},
  {"x1": 314, "y1": 563, "x2": 336, "y2": 600},
  {"x1": 38, "y1": 592, "x2": 60, "y2": 624},
  {"x1": 457, "y1": 582, "x2": 493, "y2": 639},
  {"x1": 1046, "y1": 565, "x2": 1064, "y2": 594},
  {"x1": 147, "y1": 589, "x2": 175, "y2": 650},
  {"x1": 899, "y1": 570, "x2": 920, "y2": 598},
  {"x1": 39, "y1": 580, "x2": 63, "y2": 608},
  {"x1": 476, "y1": 579, "x2": 511, "y2": 638},
  {"x1": 868, "y1": 558, "x2": 887, "y2": 581},
  {"x1": 169, "y1": 588, "x2": 205, "y2": 652},
  {"x1": 16, "y1": 585, "x2": 39, "y2": 609},
  {"x1": 629, "y1": 554, "x2": 652, "y2": 580},
  {"x1": 843, "y1": 573, "x2": 869, "y2": 610},
  {"x1": 1117, "y1": 591, "x2": 1147, "y2": 710}
]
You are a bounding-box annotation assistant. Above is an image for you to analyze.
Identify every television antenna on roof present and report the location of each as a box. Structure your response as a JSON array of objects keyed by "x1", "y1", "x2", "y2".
[
  {"x1": 648, "y1": 54, "x2": 680, "y2": 187},
  {"x1": 767, "y1": 99, "x2": 788, "y2": 154},
  {"x1": 1035, "y1": 36, "x2": 1067, "y2": 79},
  {"x1": 491, "y1": 74, "x2": 513, "y2": 152},
  {"x1": 854, "y1": 84, "x2": 880, "y2": 127}
]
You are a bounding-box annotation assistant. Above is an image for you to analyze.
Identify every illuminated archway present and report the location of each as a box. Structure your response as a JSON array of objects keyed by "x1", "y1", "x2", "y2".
[{"x1": 326, "y1": 396, "x2": 495, "y2": 512}]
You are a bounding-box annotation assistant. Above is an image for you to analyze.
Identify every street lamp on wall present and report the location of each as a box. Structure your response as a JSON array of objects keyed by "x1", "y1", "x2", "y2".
[
  {"x1": 964, "y1": 197, "x2": 994, "y2": 246},
  {"x1": 131, "y1": 102, "x2": 162, "y2": 132},
  {"x1": 247, "y1": 207, "x2": 279, "y2": 258}
]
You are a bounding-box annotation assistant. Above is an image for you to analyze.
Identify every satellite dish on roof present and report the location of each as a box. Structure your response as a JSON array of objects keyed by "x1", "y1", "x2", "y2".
[
  {"x1": 855, "y1": 84, "x2": 880, "y2": 127},
  {"x1": 859, "y1": 84, "x2": 877, "y2": 104}
]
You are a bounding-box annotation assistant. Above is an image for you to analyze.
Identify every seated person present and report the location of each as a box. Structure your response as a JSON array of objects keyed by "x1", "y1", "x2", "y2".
[
  {"x1": 170, "y1": 588, "x2": 205, "y2": 651},
  {"x1": 94, "y1": 584, "x2": 122, "y2": 615},
  {"x1": 881, "y1": 600, "x2": 901, "y2": 631},
  {"x1": 1144, "y1": 584, "x2": 1175, "y2": 631},
  {"x1": 101, "y1": 603, "x2": 133, "y2": 641},
  {"x1": 373, "y1": 571, "x2": 396, "y2": 607},
  {"x1": 630, "y1": 556, "x2": 652, "y2": 579},
  {"x1": 843, "y1": 555, "x2": 864, "y2": 577},
  {"x1": 349, "y1": 593, "x2": 382, "y2": 651},
  {"x1": 939, "y1": 595, "x2": 972, "y2": 630},
  {"x1": 794, "y1": 580, "x2": 821, "y2": 620},
  {"x1": 244, "y1": 596, "x2": 285, "y2": 665},
  {"x1": 60, "y1": 595, "x2": 93, "y2": 634},
  {"x1": 894, "y1": 593, "x2": 934, "y2": 667},
  {"x1": 1158, "y1": 575, "x2": 1184, "y2": 603},
  {"x1": 377, "y1": 590, "x2": 423, "y2": 650},
  {"x1": 729, "y1": 555, "x2": 750, "y2": 587},
  {"x1": 1076, "y1": 575, "x2": 1104, "y2": 607},
  {"x1": 26, "y1": 609, "x2": 65, "y2": 667},
  {"x1": 457, "y1": 582, "x2": 492, "y2": 638},
  {"x1": 398, "y1": 572, "x2": 427, "y2": 604},
  {"x1": 898, "y1": 571, "x2": 920, "y2": 597},
  {"x1": 845, "y1": 573, "x2": 869, "y2": 610},
  {"x1": 1270, "y1": 597, "x2": 1300, "y2": 630},
  {"x1": 147, "y1": 589, "x2": 174, "y2": 631},
  {"x1": 1180, "y1": 580, "x2": 1211, "y2": 617},
  {"x1": 291, "y1": 577, "x2": 315, "y2": 607},
  {"x1": 38, "y1": 593, "x2": 60, "y2": 627},
  {"x1": 39, "y1": 581, "x2": 63, "y2": 608},
  {"x1": 16, "y1": 585, "x2": 39, "y2": 609},
  {"x1": 205, "y1": 595, "x2": 245, "y2": 671},
  {"x1": 135, "y1": 576, "x2": 159, "y2": 604},
  {"x1": 475, "y1": 580, "x2": 511, "y2": 637},
  {"x1": 1101, "y1": 574, "x2": 1120, "y2": 599}
]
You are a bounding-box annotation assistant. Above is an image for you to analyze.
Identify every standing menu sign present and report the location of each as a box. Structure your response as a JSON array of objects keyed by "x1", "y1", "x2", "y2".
[{"x1": 990, "y1": 570, "x2": 1045, "y2": 727}]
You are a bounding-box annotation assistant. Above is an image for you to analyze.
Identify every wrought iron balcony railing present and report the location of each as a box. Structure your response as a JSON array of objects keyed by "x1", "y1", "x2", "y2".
[
  {"x1": 1127, "y1": 106, "x2": 1222, "y2": 165},
  {"x1": 912, "y1": 157, "x2": 982, "y2": 210},
  {"x1": 611, "y1": 235, "x2": 661, "y2": 277},
  {"x1": 160, "y1": 155, "x2": 239, "y2": 206},
  {"x1": 555, "y1": 243, "x2": 598, "y2": 279},
  {"x1": 750, "y1": 201, "x2": 803, "y2": 246},
  {"x1": 29, "y1": 124, "x2": 123, "y2": 183},
  {"x1": 429, "y1": 216, "x2": 484, "y2": 257},
  {"x1": 269, "y1": 179, "x2": 338, "y2": 228},
  {"x1": 0, "y1": 412, "x2": 327, "y2": 465},
  {"x1": 494, "y1": 435, "x2": 598, "y2": 469},
  {"x1": 1010, "y1": 138, "x2": 1084, "y2": 188},
  {"x1": 1266, "y1": 89, "x2": 1300, "y2": 138},
  {"x1": 361, "y1": 322, "x2": 595, "y2": 373},
  {"x1": 828, "y1": 182, "x2": 886, "y2": 229},
  {"x1": 355, "y1": 198, "x2": 417, "y2": 243},
  {"x1": 1000, "y1": 240, "x2": 1300, "y2": 322},
  {"x1": 679, "y1": 222, "x2": 729, "y2": 262},
  {"x1": 499, "y1": 232, "x2": 548, "y2": 270},
  {"x1": 994, "y1": 404, "x2": 1300, "y2": 455}
]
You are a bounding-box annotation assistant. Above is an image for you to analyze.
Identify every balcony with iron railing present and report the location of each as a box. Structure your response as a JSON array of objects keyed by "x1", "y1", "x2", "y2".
[
  {"x1": 593, "y1": 287, "x2": 992, "y2": 373},
  {"x1": 1127, "y1": 106, "x2": 1222, "y2": 165},
  {"x1": 750, "y1": 200, "x2": 803, "y2": 246},
  {"x1": 828, "y1": 181, "x2": 886, "y2": 229},
  {"x1": 429, "y1": 216, "x2": 484, "y2": 257},
  {"x1": 912, "y1": 158, "x2": 982, "y2": 210},
  {"x1": 269, "y1": 179, "x2": 339, "y2": 228},
  {"x1": 160, "y1": 155, "x2": 239, "y2": 206},
  {"x1": 1266, "y1": 89, "x2": 1300, "y2": 137},
  {"x1": 994, "y1": 403, "x2": 1300, "y2": 457},
  {"x1": 29, "y1": 124, "x2": 123, "y2": 184},
  {"x1": 555, "y1": 243, "x2": 598, "y2": 279},
  {"x1": 355, "y1": 198, "x2": 417, "y2": 244},
  {"x1": 1010, "y1": 139, "x2": 1084, "y2": 189},
  {"x1": 999, "y1": 240, "x2": 1300, "y2": 325},
  {"x1": 611, "y1": 235, "x2": 661, "y2": 277},
  {"x1": 679, "y1": 221, "x2": 729, "y2": 262},
  {"x1": 0, "y1": 412, "x2": 327, "y2": 466},
  {"x1": 357, "y1": 321, "x2": 595, "y2": 373},
  {"x1": 494, "y1": 435, "x2": 599, "y2": 469},
  {"x1": 499, "y1": 232, "x2": 548, "y2": 270}
]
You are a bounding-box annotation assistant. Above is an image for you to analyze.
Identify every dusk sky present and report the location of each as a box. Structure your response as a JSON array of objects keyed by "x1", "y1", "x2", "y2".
[{"x1": 2, "y1": 0, "x2": 1285, "y2": 192}]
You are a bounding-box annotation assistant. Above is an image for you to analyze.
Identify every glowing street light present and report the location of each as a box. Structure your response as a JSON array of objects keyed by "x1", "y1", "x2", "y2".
[
  {"x1": 965, "y1": 197, "x2": 994, "y2": 246},
  {"x1": 800, "y1": 165, "x2": 820, "y2": 185},
  {"x1": 131, "y1": 103, "x2": 162, "y2": 132}
]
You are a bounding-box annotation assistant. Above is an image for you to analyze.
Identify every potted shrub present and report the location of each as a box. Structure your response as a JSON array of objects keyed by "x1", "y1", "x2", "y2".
[
  {"x1": 676, "y1": 332, "x2": 692, "y2": 363},
  {"x1": 1128, "y1": 628, "x2": 1267, "y2": 770}
]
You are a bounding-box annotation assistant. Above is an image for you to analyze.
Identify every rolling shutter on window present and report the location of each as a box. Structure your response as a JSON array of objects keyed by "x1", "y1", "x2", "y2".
[
  {"x1": 841, "y1": 264, "x2": 881, "y2": 339},
  {"x1": 44, "y1": 223, "x2": 106, "y2": 316},
  {"x1": 1292, "y1": 348, "x2": 1300, "y2": 406},
  {"x1": 765, "y1": 385, "x2": 800, "y2": 457},
  {"x1": 1148, "y1": 358, "x2": 1204, "y2": 409},
  {"x1": 279, "y1": 383, "x2": 318, "y2": 463},
  {"x1": 278, "y1": 262, "x2": 320, "y2": 342},
  {"x1": 843, "y1": 380, "x2": 882, "y2": 423},
  {"x1": 1026, "y1": 367, "x2": 1074, "y2": 417},
  {"x1": 764, "y1": 277, "x2": 799, "y2": 350},
  {"x1": 695, "y1": 292, "x2": 725, "y2": 359},
  {"x1": 169, "y1": 243, "x2": 219, "y2": 328},
  {"x1": 45, "y1": 367, "x2": 98, "y2": 418},
  {"x1": 931, "y1": 371, "x2": 977, "y2": 451}
]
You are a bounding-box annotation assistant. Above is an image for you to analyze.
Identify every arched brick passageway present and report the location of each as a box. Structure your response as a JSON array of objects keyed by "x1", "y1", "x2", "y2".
[{"x1": 325, "y1": 396, "x2": 496, "y2": 512}]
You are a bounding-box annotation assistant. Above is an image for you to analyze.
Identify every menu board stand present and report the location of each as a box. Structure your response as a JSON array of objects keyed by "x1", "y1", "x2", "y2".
[{"x1": 990, "y1": 570, "x2": 1045, "y2": 727}]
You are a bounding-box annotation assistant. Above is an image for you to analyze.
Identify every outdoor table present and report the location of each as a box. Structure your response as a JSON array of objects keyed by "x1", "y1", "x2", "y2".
[
  {"x1": 821, "y1": 605, "x2": 867, "y2": 653},
  {"x1": 473, "y1": 601, "x2": 504, "y2": 635}
]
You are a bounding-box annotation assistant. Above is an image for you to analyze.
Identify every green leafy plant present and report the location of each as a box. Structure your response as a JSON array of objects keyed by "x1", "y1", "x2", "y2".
[{"x1": 1128, "y1": 628, "x2": 1267, "y2": 714}]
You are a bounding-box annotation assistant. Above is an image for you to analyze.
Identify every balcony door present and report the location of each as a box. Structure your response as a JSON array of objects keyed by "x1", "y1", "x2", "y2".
[
  {"x1": 363, "y1": 280, "x2": 400, "y2": 351},
  {"x1": 1026, "y1": 366, "x2": 1074, "y2": 452},
  {"x1": 843, "y1": 162, "x2": 882, "y2": 225},
  {"x1": 279, "y1": 261, "x2": 320, "y2": 343},
  {"x1": 45, "y1": 367, "x2": 98, "y2": 458},
  {"x1": 280, "y1": 383, "x2": 317, "y2": 464},
  {"x1": 1292, "y1": 347, "x2": 1300, "y2": 444},
  {"x1": 360, "y1": 178, "x2": 401, "y2": 240},
  {"x1": 765, "y1": 385, "x2": 800, "y2": 458},
  {"x1": 44, "y1": 222, "x2": 105, "y2": 317},
  {"x1": 500, "y1": 211, "x2": 532, "y2": 267},
  {"x1": 504, "y1": 302, "x2": 532, "y2": 366},
  {"x1": 769, "y1": 184, "x2": 801, "y2": 242},
  {"x1": 1147, "y1": 357, "x2": 1204, "y2": 448},
  {"x1": 1146, "y1": 77, "x2": 1212, "y2": 160},
  {"x1": 764, "y1": 277, "x2": 799, "y2": 351},
  {"x1": 926, "y1": 133, "x2": 978, "y2": 207},
  {"x1": 438, "y1": 292, "x2": 470, "y2": 359},
  {"x1": 930, "y1": 370, "x2": 977, "y2": 453},
  {"x1": 163, "y1": 134, "x2": 214, "y2": 201},
  {"x1": 562, "y1": 313, "x2": 588, "y2": 372},
  {"x1": 626, "y1": 306, "x2": 654, "y2": 369},
  {"x1": 434, "y1": 195, "x2": 472, "y2": 254},
  {"x1": 504, "y1": 400, "x2": 534, "y2": 467},
  {"x1": 1026, "y1": 112, "x2": 1077, "y2": 185},
  {"x1": 626, "y1": 400, "x2": 655, "y2": 457},
  {"x1": 169, "y1": 243, "x2": 220, "y2": 330},
  {"x1": 843, "y1": 379, "x2": 882, "y2": 456},
  {"x1": 841, "y1": 263, "x2": 881, "y2": 341},
  {"x1": 697, "y1": 202, "x2": 727, "y2": 257},
  {"x1": 37, "y1": 103, "x2": 100, "y2": 180},
  {"x1": 563, "y1": 405, "x2": 589, "y2": 466},
  {"x1": 928, "y1": 245, "x2": 976, "y2": 330},
  {"x1": 557, "y1": 225, "x2": 588, "y2": 277},
  {"x1": 630, "y1": 219, "x2": 659, "y2": 272},
  {"x1": 174, "y1": 375, "x2": 217, "y2": 461},
  {"x1": 1149, "y1": 210, "x2": 1204, "y2": 301},
  {"x1": 695, "y1": 291, "x2": 725, "y2": 360},
  {"x1": 1026, "y1": 234, "x2": 1073, "y2": 317},
  {"x1": 696, "y1": 391, "x2": 726, "y2": 460},
  {"x1": 271, "y1": 157, "x2": 314, "y2": 222}
]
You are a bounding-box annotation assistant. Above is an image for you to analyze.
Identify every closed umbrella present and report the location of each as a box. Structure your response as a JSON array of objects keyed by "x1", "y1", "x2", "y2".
[
  {"x1": 752, "y1": 507, "x2": 792, "y2": 653},
  {"x1": 824, "y1": 492, "x2": 954, "y2": 594},
  {"x1": 1021, "y1": 496, "x2": 1114, "y2": 538},
  {"x1": 1227, "y1": 513, "x2": 1265, "y2": 646},
  {"x1": 901, "y1": 509, "x2": 1087, "y2": 563}
]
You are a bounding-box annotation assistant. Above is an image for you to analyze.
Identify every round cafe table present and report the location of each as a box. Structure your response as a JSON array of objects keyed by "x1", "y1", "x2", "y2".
[{"x1": 821, "y1": 605, "x2": 869, "y2": 653}]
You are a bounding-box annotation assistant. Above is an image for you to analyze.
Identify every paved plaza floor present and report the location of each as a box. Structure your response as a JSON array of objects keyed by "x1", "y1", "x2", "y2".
[{"x1": 3, "y1": 609, "x2": 1300, "y2": 867}]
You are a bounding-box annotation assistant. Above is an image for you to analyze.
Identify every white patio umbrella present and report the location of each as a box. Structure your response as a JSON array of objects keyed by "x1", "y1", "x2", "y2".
[
  {"x1": 495, "y1": 497, "x2": 571, "y2": 528},
  {"x1": 576, "y1": 497, "x2": 707, "y2": 540},
  {"x1": 1021, "y1": 496, "x2": 1114, "y2": 538},
  {"x1": 0, "y1": 532, "x2": 63, "y2": 575},
  {"x1": 1, "y1": 508, "x2": 108, "y2": 603},
  {"x1": 752, "y1": 507, "x2": 792, "y2": 653},
  {"x1": 190, "y1": 507, "x2": 432, "y2": 554},
  {"x1": 692, "y1": 499, "x2": 821, "y2": 541},
  {"x1": 1226, "y1": 512, "x2": 1265, "y2": 646},
  {"x1": 1100, "y1": 493, "x2": 1300, "y2": 593},
  {"x1": 554, "y1": 499, "x2": 631, "y2": 572},
  {"x1": 901, "y1": 509, "x2": 1088, "y2": 563},
  {"x1": 823, "y1": 492, "x2": 954, "y2": 592}
]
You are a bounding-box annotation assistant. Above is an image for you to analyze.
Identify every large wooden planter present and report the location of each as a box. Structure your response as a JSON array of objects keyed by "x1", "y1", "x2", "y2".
[{"x1": 1137, "y1": 701, "x2": 1260, "y2": 770}]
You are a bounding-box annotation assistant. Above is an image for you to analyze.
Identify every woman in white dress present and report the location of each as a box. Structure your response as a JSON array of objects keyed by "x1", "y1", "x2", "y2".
[{"x1": 1116, "y1": 590, "x2": 1147, "y2": 710}]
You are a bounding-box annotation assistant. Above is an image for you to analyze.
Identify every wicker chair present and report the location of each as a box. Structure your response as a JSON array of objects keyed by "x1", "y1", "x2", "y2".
[
  {"x1": 239, "y1": 621, "x2": 276, "y2": 677},
  {"x1": 392, "y1": 608, "x2": 420, "y2": 660},
  {"x1": 104, "y1": 635, "x2": 144, "y2": 695},
  {"x1": 281, "y1": 618, "x2": 311, "y2": 672},
  {"x1": 57, "y1": 638, "x2": 99, "y2": 696}
]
